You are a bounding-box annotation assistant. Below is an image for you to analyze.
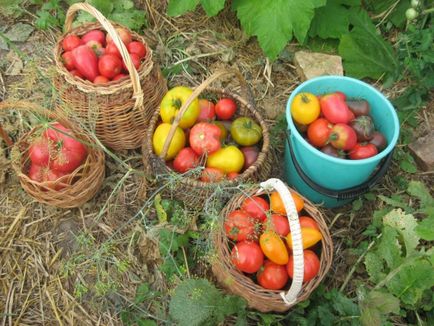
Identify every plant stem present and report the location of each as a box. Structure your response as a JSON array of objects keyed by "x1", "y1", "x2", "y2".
[{"x1": 340, "y1": 234, "x2": 382, "y2": 292}]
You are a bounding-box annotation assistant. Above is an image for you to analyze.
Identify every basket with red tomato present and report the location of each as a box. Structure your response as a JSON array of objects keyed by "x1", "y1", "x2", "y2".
[
  {"x1": 0, "y1": 101, "x2": 105, "y2": 208},
  {"x1": 212, "y1": 178, "x2": 333, "y2": 312},
  {"x1": 291, "y1": 91, "x2": 387, "y2": 159},
  {"x1": 142, "y1": 70, "x2": 272, "y2": 208},
  {"x1": 53, "y1": 2, "x2": 167, "y2": 150}
]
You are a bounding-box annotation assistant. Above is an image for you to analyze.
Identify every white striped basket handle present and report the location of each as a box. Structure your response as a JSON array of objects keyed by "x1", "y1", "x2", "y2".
[{"x1": 259, "y1": 178, "x2": 304, "y2": 306}]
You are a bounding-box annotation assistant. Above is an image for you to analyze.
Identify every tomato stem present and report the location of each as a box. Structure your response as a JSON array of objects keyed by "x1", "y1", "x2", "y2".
[
  {"x1": 172, "y1": 98, "x2": 182, "y2": 110},
  {"x1": 301, "y1": 94, "x2": 311, "y2": 103}
]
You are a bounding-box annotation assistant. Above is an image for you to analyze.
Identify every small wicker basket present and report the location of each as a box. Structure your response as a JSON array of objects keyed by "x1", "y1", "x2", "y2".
[
  {"x1": 212, "y1": 178, "x2": 333, "y2": 312},
  {"x1": 0, "y1": 101, "x2": 105, "y2": 208},
  {"x1": 142, "y1": 69, "x2": 272, "y2": 208},
  {"x1": 53, "y1": 2, "x2": 167, "y2": 150}
]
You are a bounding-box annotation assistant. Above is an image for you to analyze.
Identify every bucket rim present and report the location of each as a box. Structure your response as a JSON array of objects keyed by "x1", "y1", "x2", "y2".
[{"x1": 286, "y1": 75, "x2": 400, "y2": 166}]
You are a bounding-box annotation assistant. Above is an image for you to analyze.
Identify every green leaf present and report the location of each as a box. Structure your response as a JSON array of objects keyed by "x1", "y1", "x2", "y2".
[
  {"x1": 88, "y1": 0, "x2": 114, "y2": 16},
  {"x1": 415, "y1": 215, "x2": 434, "y2": 241},
  {"x1": 232, "y1": 0, "x2": 320, "y2": 60},
  {"x1": 360, "y1": 290, "x2": 400, "y2": 326},
  {"x1": 378, "y1": 195, "x2": 410, "y2": 211},
  {"x1": 137, "y1": 320, "x2": 157, "y2": 326},
  {"x1": 154, "y1": 194, "x2": 168, "y2": 223},
  {"x1": 134, "y1": 283, "x2": 150, "y2": 304},
  {"x1": 407, "y1": 181, "x2": 434, "y2": 208},
  {"x1": 365, "y1": 252, "x2": 386, "y2": 284},
  {"x1": 387, "y1": 259, "x2": 434, "y2": 306},
  {"x1": 113, "y1": 0, "x2": 134, "y2": 11},
  {"x1": 200, "y1": 0, "x2": 225, "y2": 16},
  {"x1": 377, "y1": 226, "x2": 403, "y2": 270},
  {"x1": 110, "y1": 10, "x2": 147, "y2": 31},
  {"x1": 167, "y1": 0, "x2": 200, "y2": 16},
  {"x1": 338, "y1": 8, "x2": 398, "y2": 79},
  {"x1": 309, "y1": 0, "x2": 350, "y2": 39},
  {"x1": 383, "y1": 209, "x2": 419, "y2": 255}
]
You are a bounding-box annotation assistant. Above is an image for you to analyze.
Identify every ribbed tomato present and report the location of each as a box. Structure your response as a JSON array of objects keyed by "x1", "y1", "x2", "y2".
[
  {"x1": 224, "y1": 210, "x2": 259, "y2": 242},
  {"x1": 241, "y1": 196, "x2": 269, "y2": 222}
]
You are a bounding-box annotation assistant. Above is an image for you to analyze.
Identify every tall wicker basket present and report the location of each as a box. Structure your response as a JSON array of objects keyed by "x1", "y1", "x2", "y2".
[
  {"x1": 0, "y1": 101, "x2": 105, "y2": 208},
  {"x1": 142, "y1": 70, "x2": 272, "y2": 208},
  {"x1": 53, "y1": 2, "x2": 167, "y2": 150},
  {"x1": 212, "y1": 178, "x2": 333, "y2": 312}
]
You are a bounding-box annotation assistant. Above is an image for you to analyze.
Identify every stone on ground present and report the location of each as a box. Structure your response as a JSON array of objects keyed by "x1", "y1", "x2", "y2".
[
  {"x1": 294, "y1": 51, "x2": 343, "y2": 81},
  {"x1": 408, "y1": 130, "x2": 434, "y2": 171}
]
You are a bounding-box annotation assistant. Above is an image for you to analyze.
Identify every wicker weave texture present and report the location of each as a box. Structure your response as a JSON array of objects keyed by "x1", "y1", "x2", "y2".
[
  {"x1": 211, "y1": 185, "x2": 333, "y2": 312},
  {"x1": 142, "y1": 70, "x2": 272, "y2": 208},
  {"x1": 0, "y1": 101, "x2": 105, "y2": 208},
  {"x1": 53, "y1": 3, "x2": 167, "y2": 150}
]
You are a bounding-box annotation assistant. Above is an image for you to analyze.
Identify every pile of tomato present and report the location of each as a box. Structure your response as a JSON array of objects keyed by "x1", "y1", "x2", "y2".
[
  {"x1": 152, "y1": 86, "x2": 263, "y2": 182},
  {"x1": 226, "y1": 190, "x2": 323, "y2": 290},
  {"x1": 27, "y1": 123, "x2": 88, "y2": 189},
  {"x1": 291, "y1": 91, "x2": 388, "y2": 159},
  {"x1": 61, "y1": 27, "x2": 146, "y2": 84}
]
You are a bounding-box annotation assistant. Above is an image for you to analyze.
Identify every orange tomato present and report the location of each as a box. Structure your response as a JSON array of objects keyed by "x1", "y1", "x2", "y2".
[
  {"x1": 259, "y1": 231, "x2": 289, "y2": 265},
  {"x1": 286, "y1": 227, "x2": 322, "y2": 250},
  {"x1": 298, "y1": 216, "x2": 319, "y2": 231},
  {"x1": 270, "y1": 191, "x2": 304, "y2": 214}
]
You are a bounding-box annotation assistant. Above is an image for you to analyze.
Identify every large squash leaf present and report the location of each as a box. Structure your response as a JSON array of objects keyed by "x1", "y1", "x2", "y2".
[
  {"x1": 232, "y1": 0, "x2": 326, "y2": 61},
  {"x1": 338, "y1": 8, "x2": 398, "y2": 79}
]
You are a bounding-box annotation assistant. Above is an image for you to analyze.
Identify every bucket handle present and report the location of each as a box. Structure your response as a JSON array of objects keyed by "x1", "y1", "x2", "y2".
[
  {"x1": 286, "y1": 130, "x2": 394, "y2": 200},
  {"x1": 258, "y1": 178, "x2": 304, "y2": 306}
]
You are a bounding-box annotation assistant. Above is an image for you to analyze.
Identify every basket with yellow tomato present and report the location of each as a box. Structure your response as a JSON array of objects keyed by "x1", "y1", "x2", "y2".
[
  {"x1": 142, "y1": 69, "x2": 272, "y2": 208},
  {"x1": 212, "y1": 178, "x2": 333, "y2": 312}
]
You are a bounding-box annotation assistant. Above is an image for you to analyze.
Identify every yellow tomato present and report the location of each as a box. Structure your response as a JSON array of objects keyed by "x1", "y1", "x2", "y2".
[
  {"x1": 291, "y1": 92, "x2": 320, "y2": 125},
  {"x1": 259, "y1": 231, "x2": 289, "y2": 265},
  {"x1": 286, "y1": 227, "x2": 322, "y2": 249},
  {"x1": 152, "y1": 123, "x2": 186, "y2": 160},
  {"x1": 206, "y1": 145, "x2": 244, "y2": 173},
  {"x1": 160, "y1": 86, "x2": 200, "y2": 129}
]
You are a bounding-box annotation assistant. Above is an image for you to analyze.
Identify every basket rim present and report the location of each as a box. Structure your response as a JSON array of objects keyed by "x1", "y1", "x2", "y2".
[
  {"x1": 143, "y1": 86, "x2": 271, "y2": 188},
  {"x1": 53, "y1": 21, "x2": 153, "y2": 93},
  {"x1": 211, "y1": 183, "x2": 334, "y2": 312}
]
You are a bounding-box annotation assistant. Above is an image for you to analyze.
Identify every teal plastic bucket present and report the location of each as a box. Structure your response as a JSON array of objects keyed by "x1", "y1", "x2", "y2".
[{"x1": 284, "y1": 76, "x2": 400, "y2": 208}]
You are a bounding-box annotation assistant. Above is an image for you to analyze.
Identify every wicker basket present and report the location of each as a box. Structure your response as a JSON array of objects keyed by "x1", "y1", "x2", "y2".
[
  {"x1": 0, "y1": 101, "x2": 105, "y2": 208},
  {"x1": 142, "y1": 70, "x2": 272, "y2": 208},
  {"x1": 212, "y1": 178, "x2": 333, "y2": 312},
  {"x1": 53, "y1": 2, "x2": 167, "y2": 150}
]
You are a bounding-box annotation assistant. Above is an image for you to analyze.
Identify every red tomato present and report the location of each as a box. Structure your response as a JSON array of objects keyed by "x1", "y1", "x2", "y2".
[
  {"x1": 257, "y1": 260, "x2": 289, "y2": 290},
  {"x1": 287, "y1": 250, "x2": 320, "y2": 283},
  {"x1": 106, "y1": 42, "x2": 121, "y2": 58},
  {"x1": 106, "y1": 27, "x2": 132, "y2": 45},
  {"x1": 231, "y1": 241, "x2": 264, "y2": 274},
  {"x1": 227, "y1": 172, "x2": 239, "y2": 180},
  {"x1": 349, "y1": 143, "x2": 378, "y2": 160},
  {"x1": 224, "y1": 210, "x2": 259, "y2": 242},
  {"x1": 29, "y1": 137, "x2": 51, "y2": 166},
  {"x1": 240, "y1": 146, "x2": 259, "y2": 170},
  {"x1": 62, "y1": 34, "x2": 82, "y2": 52},
  {"x1": 269, "y1": 214, "x2": 290, "y2": 237},
  {"x1": 298, "y1": 216, "x2": 320, "y2": 231},
  {"x1": 45, "y1": 123, "x2": 88, "y2": 173},
  {"x1": 81, "y1": 29, "x2": 106, "y2": 46},
  {"x1": 197, "y1": 99, "x2": 216, "y2": 122},
  {"x1": 200, "y1": 167, "x2": 224, "y2": 182},
  {"x1": 98, "y1": 54, "x2": 122, "y2": 79},
  {"x1": 173, "y1": 147, "x2": 200, "y2": 173},
  {"x1": 70, "y1": 69, "x2": 83, "y2": 79},
  {"x1": 241, "y1": 196, "x2": 269, "y2": 222},
  {"x1": 189, "y1": 122, "x2": 221, "y2": 155},
  {"x1": 127, "y1": 41, "x2": 146, "y2": 58},
  {"x1": 330, "y1": 123, "x2": 357, "y2": 151},
  {"x1": 215, "y1": 98, "x2": 237, "y2": 120},
  {"x1": 112, "y1": 73, "x2": 128, "y2": 81},
  {"x1": 122, "y1": 53, "x2": 141, "y2": 71},
  {"x1": 307, "y1": 118, "x2": 332, "y2": 148},
  {"x1": 28, "y1": 164, "x2": 67, "y2": 190},
  {"x1": 62, "y1": 51, "x2": 75, "y2": 71},
  {"x1": 85, "y1": 40, "x2": 104, "y2": 57},
  {"x1": 334, "y1": 91, "x2": 346, "y2": 101},
  {"x1": 320, "y1": 93, "x2": 353, "y2": 124},
  {"x1": 71, "y1": 45, "x2": 99, "y2": 82},
  {"x1": 94, "y1": 75, "x2": 110, "y2": 84}
]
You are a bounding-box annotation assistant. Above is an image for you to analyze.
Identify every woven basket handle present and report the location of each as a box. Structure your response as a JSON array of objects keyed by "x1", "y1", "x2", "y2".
[
  {"x1": 159, "y1": 69, "x2": 251, "y2": 159},
  {"x1": 0, "y1": 101, "x2": 79, "y2": 144},
  {"x1": 259, "y1": 178, "x2": 304, "y2": 306},
  {"x1": 64, "y1": 2, "x2": 144, "y2": 109}
]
